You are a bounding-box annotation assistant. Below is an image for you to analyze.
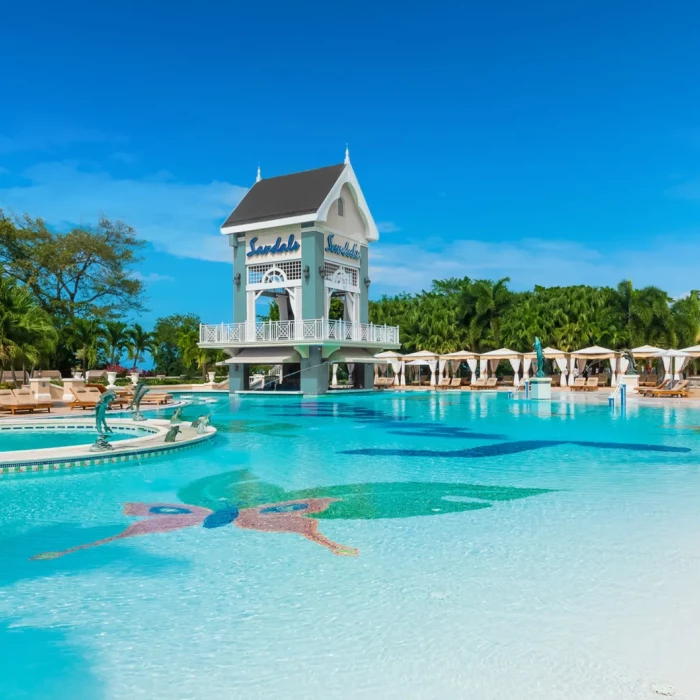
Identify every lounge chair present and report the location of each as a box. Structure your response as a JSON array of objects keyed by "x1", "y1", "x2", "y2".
[
  {"x1": 85, "y1": 384, "x2": 128, "y2": 407},
  {"x1": 436, "y1": 377, "x2": 451, "y2": 390},
  {"x1": 12, "y1": 389, "x2": 52, "y2": 413},
  {"x1": 582, "y1": 377, "x2": 599, "y2": 391},
  {"x1": 139, "y1": 391, "x2": 173, "y2": 405},
  {"x1": 638, "y1": 379, "x2": 670, "y2": 396},
  {"x1": 449, "y1": 377, "x2": 462, "y2": 388},
  {"x1": 466, "y1": 377, "x2": 487, "y2": 390},
  {"x1": 647, "y1": 379, "x2": 689, "y2": 398},
  {"x1": 474, "y1": 377, "x2": 498, "y2": 391},
  {"x1": 70, "y1": 387, "x2": 100, "y2": 410},
  {"x1": 570, "y1": 378, "x2": 586, "y2": 391},
  {"x1": 639, "y1": 374, "x2": 658, "y2": 388},
  {"x1": 0, "y1": 389, "x2": 35, "y2": 414}
]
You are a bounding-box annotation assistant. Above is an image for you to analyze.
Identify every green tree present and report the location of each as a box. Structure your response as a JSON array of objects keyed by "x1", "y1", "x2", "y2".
[
  {"x1": 104, "y1": 321, "x2": 130, "y2": 366},
  {"x1": 127, "y1": 323, "x2": 155, "y2": 371},
  {"x1": 0, "y1": 275, "x2": 57, "y2": 381},
  {"x1": 0, "y1": 211, "x2": 147, "y2": 320},
  {"x1": 152, "y1": 313, "x2": 201, "y2": 375},
  {"x1": 66, "y1": 318, "x2": 104, "y2": 371}
]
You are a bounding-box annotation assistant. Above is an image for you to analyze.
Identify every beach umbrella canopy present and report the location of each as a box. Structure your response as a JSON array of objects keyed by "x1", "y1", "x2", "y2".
[
  {"x1": 480, "y1": 348, "x2": 521, "y2": 358},
  {"x1": 571, "y1": 345, "x2": 616, "y2": 358},
  {"x1": 630, "y1": 344, "x2": 664, "y2": 358}
]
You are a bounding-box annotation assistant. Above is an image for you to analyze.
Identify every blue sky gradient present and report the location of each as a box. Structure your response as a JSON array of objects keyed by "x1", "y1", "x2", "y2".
[{"x1": 2, "y1": 1, "x2": 700, "y2": 326}]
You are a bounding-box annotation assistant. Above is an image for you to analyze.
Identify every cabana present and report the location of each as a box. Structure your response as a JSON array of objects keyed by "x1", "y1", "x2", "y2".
[
  {"x1": 403, "y1": 351, "x2": 440, "y2": 386},
  {"x1": 569, "y1": 345, "x2": 619, "y2": 386},
  {"x1": 653, "y1": 349, "x2": 691, "y2": 382},
  {"x1": 479, "y1": 348, "x2": 522, "y2": 386},
  {"x1": 681, "y1": 344, "x2": 700, "y2": 357},
  {"x1": 374, "y1": 350, "x2": 404, "y2": 386},
  {"x1": 439, "y1": 350, "x2": 478, "y2": 384},
  {"x1": 522, "y1": 347, "x2": 569, "y2": 386}
]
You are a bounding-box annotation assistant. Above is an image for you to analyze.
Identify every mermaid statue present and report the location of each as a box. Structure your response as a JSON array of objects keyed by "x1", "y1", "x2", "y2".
[{"x1": 533, "y1": 337, "x2": 546, "y2": 378}]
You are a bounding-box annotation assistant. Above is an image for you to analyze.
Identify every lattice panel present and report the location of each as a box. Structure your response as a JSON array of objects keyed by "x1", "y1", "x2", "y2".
[
  {"x1": 323, "y1": 261, "x2": 359, "y2": 287},
  {"x1": 248, "y1": 260, "x2": 302, "y2": 285}
]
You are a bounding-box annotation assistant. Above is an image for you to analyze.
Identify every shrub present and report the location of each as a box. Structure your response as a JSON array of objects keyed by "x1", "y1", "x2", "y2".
[
  {"x1": 105, "y1": 363, "x2": 129, "y2": 377},
  {"x1": 0, "y1": 382, "x2": 15, "y2": 390}
]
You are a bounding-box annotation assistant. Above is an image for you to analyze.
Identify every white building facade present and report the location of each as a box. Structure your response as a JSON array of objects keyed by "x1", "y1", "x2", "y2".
[{"x1": 198, "y1": 155, "x2": 400, "y2": 395}]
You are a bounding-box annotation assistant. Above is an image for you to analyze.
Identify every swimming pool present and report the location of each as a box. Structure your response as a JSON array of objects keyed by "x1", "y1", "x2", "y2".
[
  {"x1": 1, "y1": 392, "x2": 699, "y2": 699},
  {"x1": 0, "y1": 426, "x2": 153, "y2": 451}
]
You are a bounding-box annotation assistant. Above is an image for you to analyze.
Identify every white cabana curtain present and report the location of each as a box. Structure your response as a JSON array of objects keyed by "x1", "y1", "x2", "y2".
[
  {"x1": 438, "y1": 359, "x2": 448, "y2": 378},
  {"x1": 467, "y1": 358, "x2": 478, "y2": 384},
  {"x1": 509, "y1": 357, "x2": 521, "y2": 386},
  {"x1": 374, "y1": 365, "x2": 379, "y2": 384},
  {"x1": 618, "y1": 357, "x2": 629, "y2": 376},
  {"x1": 427, "y1": 359, "x2": 438, "y2": 385},
  {"x1": 568, "y1": 358, "x2": 577, "y2": 385},
  {"x1": 522, "y1": 357, "x2": 532, "y2": 379},
  {"x1": 576, "y1": 358, "x2": 587, "y2": 373},
  {"x1": 449, "y1": 360, "x2": 460, "y2": 376},
  {"x1": 479, "y1": 358, "x2": 488, "y2": 379},
  {"x1": 390, "y1": 359, "x2": 402, "y2": 385},
  {"x1": 555, "y1": 357, "x2": 568, "y2": 386},
  {"x1": 675, "y1": 356, "x2": 689, "y2": 380},
  {"x1": 347, "y1": 363, "x2": 355, "y2": 380},
  {"x1": 488, "y1": 359, "x2": 500, "y2": 376},
  {"x1": 400, "y1": 360, "x2": 406, "y2": 386},
  {"x1": 332, "y1": 364, "x2": 339, "y2": 386},
  {"x1": 662, "y1": 356, "x2": 672, "y2": 381},
  {"x1": 609, "y1": 357, "x2": 617, "y2": 387}
]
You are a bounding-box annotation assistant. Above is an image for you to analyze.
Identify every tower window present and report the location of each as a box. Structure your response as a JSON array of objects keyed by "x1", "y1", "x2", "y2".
[{"x1": 337, "y1": 198, "x2": 345, "y2": 217}]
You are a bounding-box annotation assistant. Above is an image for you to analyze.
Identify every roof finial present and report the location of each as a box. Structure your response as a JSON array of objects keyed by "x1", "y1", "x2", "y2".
[
  {"x1": 255, "y1": 165, "x2": 262, "y2": 183},
  {"x1": 344, "y1": 144, "x2": 350, "y2": 165}
]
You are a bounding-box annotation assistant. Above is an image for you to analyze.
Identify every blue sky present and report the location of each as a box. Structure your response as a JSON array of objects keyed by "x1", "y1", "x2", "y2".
[{"x1": 2, "y1": 0, "x2": 700, "y2": 328}]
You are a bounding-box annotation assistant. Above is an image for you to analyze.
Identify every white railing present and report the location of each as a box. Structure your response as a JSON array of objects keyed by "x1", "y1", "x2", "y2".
[{"x1": 199, "y1": 319, "x2": 399, "y2": 346}]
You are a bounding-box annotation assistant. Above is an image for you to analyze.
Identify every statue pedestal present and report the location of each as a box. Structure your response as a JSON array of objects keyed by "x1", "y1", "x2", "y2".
[
  {"x1": 29, "y1": 377, "x2": 53, "y2": 401},
  {"x1": 62, "y1": 378, "x2": 85, "y2": 402},
  {"x1": 618, "y1": 375, "x2": 639, "y2": 391},
  {"x1": 528, "y1": 377, "x2": 552, "y2": 401}
]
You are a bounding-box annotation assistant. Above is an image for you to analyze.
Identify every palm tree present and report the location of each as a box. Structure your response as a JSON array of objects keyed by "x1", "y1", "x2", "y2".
[
  {"x1": 104, "y1": 321, "x2": 130, "y2": 366},
  {"x1": 127, "y1": 323, "x2": 155, "y2": 371},
  {"x1": 66, "y1": 318, "x2": 104, "y2": 371},
  {"x1": 0, "y1": 276, "x2": 57, "y2": 381}
]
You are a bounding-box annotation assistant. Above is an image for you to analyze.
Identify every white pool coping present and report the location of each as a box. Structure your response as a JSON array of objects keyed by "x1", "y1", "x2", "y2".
[{"x1": 0, "y1": 418, "x2": 217, "y2": 475}]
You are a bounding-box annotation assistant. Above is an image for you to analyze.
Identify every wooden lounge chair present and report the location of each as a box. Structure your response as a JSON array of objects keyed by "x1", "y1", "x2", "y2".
[
  {"x1": 0, "y1": 389, "x2": 35, "y2": 415},
  {"x1": 449, "y1": 377, "x2": 462, "y2": 388},
  {"x1": 70, "y1": 387, "x2": 99, "y2": 410},
  {"x1": 639, "y1": 379, "x2": 670, "y2": 396},
  {"x1": 140, "y1": 391, "x2": 173, "y2": 405},
  {"x1": 12, "y1": 389, "x2": 52, "y2": 413},
  {"x1": 647, "y1": 380, "x2": 689, "y2": 398},
  {"x1": 484, "y1": 377, "x2": 498, "y2": 389},
  {"x1": 570, "y1": 378, "x2": 586, "y2": 391},
  {"x1": 639, "y1": 374, "x2": 658, "y2": 388},
  {"x1": 582, "y1": 377, "x2": 599, "y2": 391},
  {"x1": 85, "y1": 384, "x2": 128, "y2": 407},
  {"x1": 436, "y1": 377, "x2": 451, "y2": 390},
  {"x1": 466, "y1": 377, "x2": 487, "y2": 390}
]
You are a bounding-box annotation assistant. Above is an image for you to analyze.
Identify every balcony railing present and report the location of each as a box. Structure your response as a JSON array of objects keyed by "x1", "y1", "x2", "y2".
[{"x1": 199, "y1": 319, "x2": 400, "y2": 346}]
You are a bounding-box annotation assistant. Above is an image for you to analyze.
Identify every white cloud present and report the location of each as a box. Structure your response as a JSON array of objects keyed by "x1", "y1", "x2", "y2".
[
  {"x1": 0, "y1": 160, "x2": 247, "y2": 263},
  {"x1": 370, "y1": 235, "x2": 700, "y2": 298},
  {"x1": 377, "y1": 220, "x2": 401, "y2": 233},
  {"x1": 130, "y1": 272, "x2": 175, "y2": 283}
]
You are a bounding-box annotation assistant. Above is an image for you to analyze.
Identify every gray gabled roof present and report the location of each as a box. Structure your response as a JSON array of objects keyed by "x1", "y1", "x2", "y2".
[{"x1": 222, "y1": 163, "x2": 345, "y2": 229}]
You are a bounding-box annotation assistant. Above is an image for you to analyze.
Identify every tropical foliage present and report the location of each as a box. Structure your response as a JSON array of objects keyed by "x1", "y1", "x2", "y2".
[{"x1": 370, "y1": 277, "x2": 700, "y2": 353}]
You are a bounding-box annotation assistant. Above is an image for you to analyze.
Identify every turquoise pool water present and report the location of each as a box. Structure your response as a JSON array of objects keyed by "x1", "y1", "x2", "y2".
[
  {"x1": 0, "y1": 428, "x2": 152, "y2": 452},
  {"x1": 1, "y1": 392, "x2": 700, "y2": 699}
]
